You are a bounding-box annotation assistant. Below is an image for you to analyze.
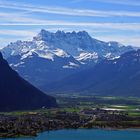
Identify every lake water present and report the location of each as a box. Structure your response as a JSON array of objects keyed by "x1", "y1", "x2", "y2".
[{"x1": 1, "y1": 129, "x2": 140, "y2": 140}]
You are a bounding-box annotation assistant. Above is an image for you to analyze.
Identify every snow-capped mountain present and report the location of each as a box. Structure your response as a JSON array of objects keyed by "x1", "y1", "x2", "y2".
[
  {"x1": 2, "y1": 29, "x2": 133, "y2": 64},
  {"x1": 2, "y1": 40, "x2": 71, "y2": 61},
  {"x1": 46, "y1": 49, "x2": 140, "y2": 97},
  {"x1": 5, "y1": 50, "x2": 81, "y2": 88},
  {"x1": 32, "y1": 30, "x2": 133, "y2": 64},
  {"x1": 1, "y1": 29, "x2": 134, "y2": 91}
]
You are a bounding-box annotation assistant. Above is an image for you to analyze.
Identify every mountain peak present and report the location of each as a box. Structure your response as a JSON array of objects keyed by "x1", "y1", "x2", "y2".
[
  {"x1": 55, "y1": 30, "x2": 65, "y2": 34},
  {"x1": 34, "y1": 29, "x2": 53, "y2": 41},
  {"x1": 34, "y1": 29, "x2": 91, "y2": 41},
  {"x1": 40, "y1": 29, "x2": 51, "y2": 35},
  {"x1": 2, "y1": 29, "x2": 134, "y2": 63},
  {"x1": 77, "y1": 30, "x2": 89, "y2": 36},
  {"x1": 0, "y1": 30, "x2": 135, "y2": 94}
]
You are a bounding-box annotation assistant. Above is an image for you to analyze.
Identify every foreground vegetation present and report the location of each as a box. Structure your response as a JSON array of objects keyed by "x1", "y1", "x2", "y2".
[{"x1": 0, "y1": 95, "x2": 140, "y2": 138}]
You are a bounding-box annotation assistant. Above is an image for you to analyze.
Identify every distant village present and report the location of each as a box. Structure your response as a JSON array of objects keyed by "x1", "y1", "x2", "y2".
[{"x1": 0, "y1": 108, "x2": 140, "y2": 138}]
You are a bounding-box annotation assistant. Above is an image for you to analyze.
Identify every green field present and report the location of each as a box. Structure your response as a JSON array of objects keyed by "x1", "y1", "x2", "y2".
[{"x1": 1, "y1": 95, "x2": 140, "y2": 117}]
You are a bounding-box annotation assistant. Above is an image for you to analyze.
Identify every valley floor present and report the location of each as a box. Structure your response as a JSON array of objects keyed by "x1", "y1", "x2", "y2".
[{"x1": 1, "y1": 95, "x2": 140, "y2": 138}]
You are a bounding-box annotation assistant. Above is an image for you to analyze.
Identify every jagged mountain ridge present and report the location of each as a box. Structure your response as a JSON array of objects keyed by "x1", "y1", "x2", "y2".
[
  {"x1": 2, "y1": 30, "x2": 133, "y2": 63},
  {"x1": 1, "y1": 30, "x2": 134, "y2": 91},
  {"x1": 0, "y1": 52, "x2": 57, "y2": 111}
]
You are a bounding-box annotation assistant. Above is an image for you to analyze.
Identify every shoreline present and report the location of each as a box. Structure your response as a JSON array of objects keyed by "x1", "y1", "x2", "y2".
[
  {"x1": 1, "y1": 127, "x2": 140, "y2": 138},
  {"x1": 0, "y1": 111, "x2": 140, "y2": 138}
]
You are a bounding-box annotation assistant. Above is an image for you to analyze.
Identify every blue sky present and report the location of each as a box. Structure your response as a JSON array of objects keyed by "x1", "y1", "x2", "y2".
[{"x1": 0, "y1": 0, "x2": 140, "y2": 47}]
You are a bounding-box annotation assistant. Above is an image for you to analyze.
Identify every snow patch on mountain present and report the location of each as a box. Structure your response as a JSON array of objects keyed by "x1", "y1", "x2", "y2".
[
  {"x1": 76, "y1": 52, "x2": 98, "y2": 62},
  {"x1": 1, "y1": 29, "x2": 134, "y2": 67},
  {"x1": 21, "y1": 50, "x2": 35, "y2": 60},
  {"x1": 109, "y1": 56, "x2": 121, "y2": 60},
  {"x1": 63, "y1": 62, "x2": 80, "y2": 69},
  {"x1": 14, "y1": 61, "x2": 25, "y2": 67}
]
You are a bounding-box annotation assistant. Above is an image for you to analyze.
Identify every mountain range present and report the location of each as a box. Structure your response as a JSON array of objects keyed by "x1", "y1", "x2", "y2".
[
  {"x1": 1, "y1": 30, "x2": 134, "y2": 91},
  {"x1": 46, "y1": 50, "x2": 140, "y2": 97},
  {"x1": 0, "y1": 52, "x2": 57, "y2": 111}
]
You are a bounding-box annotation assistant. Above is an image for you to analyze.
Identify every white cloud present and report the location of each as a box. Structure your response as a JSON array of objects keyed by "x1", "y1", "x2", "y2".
[
  {"x1": 1, "y1": 22, "x2": 140, "y2": 32},
  {"x1": 0, "y1": 12, "x2": 54, "y2": 24},
  {"x1": 75, "y1": 0, "x2": 140, "y2": 6},
  {"x1": 0, "y1": 10, "x2": 139, "y2": 31},
  {"x1": 91, "y1": 0, "x2": 140, "y2": 6},
  {"x1": 0, "y1": 30, "x2": 36, "y2": 37},
  {"x1": 0, "y1": 1, "x2": 140, "y2": 18}
]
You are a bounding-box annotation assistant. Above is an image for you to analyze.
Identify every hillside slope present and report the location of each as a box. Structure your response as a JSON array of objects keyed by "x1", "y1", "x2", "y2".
[
  {"x1": 45, "y1": 50, "x2": 140, "y2": 97},
  {"x1": 0, "y1": 52, "x2": 57, "y2": 111}
]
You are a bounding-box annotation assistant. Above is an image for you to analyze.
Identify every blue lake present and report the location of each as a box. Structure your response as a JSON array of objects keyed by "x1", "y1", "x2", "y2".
[{"x1": 1, "y1": 129, "x2": 140, "y2": 140}]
